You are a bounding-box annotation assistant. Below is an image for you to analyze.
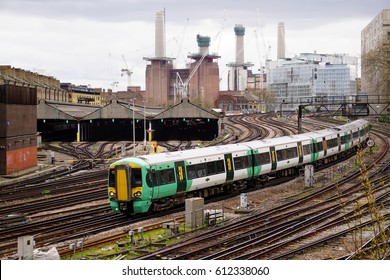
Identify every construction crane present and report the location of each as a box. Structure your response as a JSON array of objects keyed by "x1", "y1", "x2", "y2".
[
  {"x1": 175, "y1": 18, "x2": 189, "y2": 68},
  {"x1": 174, "y1": 46, "x2": 209, "y2": 102},
  {"x1": 174, "y1": 31, "x2": 224, "y2": 102},
  {"x1": 255, "y1": 9, "x2": 269, "y2": 70},
  {"x1": 121, "y1": 54, "x2": 133, "y2": 88}
]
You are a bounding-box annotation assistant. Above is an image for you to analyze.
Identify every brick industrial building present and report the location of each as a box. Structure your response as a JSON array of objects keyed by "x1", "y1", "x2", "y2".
[{"x1": 0, "y1": 84, "x2": 37, "y2": 175}]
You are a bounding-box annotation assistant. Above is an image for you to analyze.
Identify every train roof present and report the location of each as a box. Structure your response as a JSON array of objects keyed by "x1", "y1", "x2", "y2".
[
  {"x1": 337, "y1": 119, "x2": 368, "y2": 131},
  {"x1": 112, "y1": 119, "x2": 369, "y2": 168},
  {"x1": 137, "y1": 143, "x2": 250, "y2": 165},
  {"x1": 243, "y1": 134, "x2": 312, "y2": 149}
]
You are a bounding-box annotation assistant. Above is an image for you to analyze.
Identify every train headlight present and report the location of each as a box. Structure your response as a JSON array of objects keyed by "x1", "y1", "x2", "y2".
[
  {"x1": 134, "y1": 191, "x2": 142, "y2": 198},
  {"x1": 109, "y1": 191, "x2": 116, "y2": 198}
]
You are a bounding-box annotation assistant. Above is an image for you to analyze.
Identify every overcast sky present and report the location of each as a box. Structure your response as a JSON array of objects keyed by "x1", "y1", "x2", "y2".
[{"x1": 0, "y1": 0, "x2": 388, "y2": 90}]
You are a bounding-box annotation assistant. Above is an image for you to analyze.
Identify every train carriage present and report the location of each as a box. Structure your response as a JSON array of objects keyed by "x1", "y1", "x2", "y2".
[
  {"x1": 338, "y1": 119, "x2": 370, "y2": 149},
  {"x1": 108, "y1": 143, "x2": 253, "y2": 214},
  {"x1": 304, "y1": 130, "x2": 332, "y2": 165},
  {"x1": 244, "y1": 134, "x2": 313, "y2": 179},
  {"x1": 180, "y1": 143, "x2": 251, "y2": 192},
  {"x1": 324, "y1": 129, "x2": 340, "y2": 159},
  {"x1": 242, "y1": 140, "x2": 272, "y2": 178},
  {"x1": 272, "y1": 135, "x2": 310, "y2": 173}
]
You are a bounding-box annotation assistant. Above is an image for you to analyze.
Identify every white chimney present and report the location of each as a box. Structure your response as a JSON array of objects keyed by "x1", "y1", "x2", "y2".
[
  {"x1": 155, "y1": 11, "x2": 165, "y2": 58},
  {"x1": 277, "y1": 22, "x2": 285, "y2": 60},
  {"x1": 234, "y1": 24, "x2": 245, "y2": 64}
]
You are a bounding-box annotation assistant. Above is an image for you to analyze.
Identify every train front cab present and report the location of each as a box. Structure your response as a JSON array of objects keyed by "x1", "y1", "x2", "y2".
[{"x1": 108, "y1": 162, "x2": 144, "y2": 214}]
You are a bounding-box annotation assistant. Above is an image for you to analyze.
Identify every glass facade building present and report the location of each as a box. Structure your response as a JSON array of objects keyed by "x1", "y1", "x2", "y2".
[{"x1": 267, "y1": 53, "x2": 358, "y2": 111}]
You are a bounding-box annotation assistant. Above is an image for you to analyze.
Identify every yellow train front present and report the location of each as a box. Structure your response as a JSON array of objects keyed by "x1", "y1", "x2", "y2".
[{"x1": 108, "y1": 157, "x2": 152, "y2": 214}]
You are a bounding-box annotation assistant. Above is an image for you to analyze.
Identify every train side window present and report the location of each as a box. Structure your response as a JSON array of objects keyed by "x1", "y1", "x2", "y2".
[
  {"x1": 166, "y1": 169, "x2": 176, "y2": 184},
  {"x1": 207, "y1": 162, "x2": 216, "y2": 175},
  {"x1": 316, "y1": 141, "x2": 323, "y2": 152},
  {"x1": 276, "y1": 149, "x2": 286, "y2": 161},
  {"x1": 289, "y1": 147, "x2": 298, "y2": 158},
  {"x1": 109, "y1": 169, "x2": 115, "y2": 187},
  {"x1": 233, "y1": 156, "x2": 251, "y2": 170},
  {"x1": 352, "y1": 131, "x2": 359, "y2": 139},
  {"x1": 186, "y1": 165, "x2": 197, "y2": 180},
  {"x1": 341, "y1": 134, "x2": 350, "y2": 144},
  {"x1": 160, "y1": 168, "x2": 175, "y2": 185},
  {"x1": 233, "y1": 157, "x2": 243, "y2": 170},
  {"x1": 243, "y1": 155, "x2": 251, "y2": 168},
  {"x1": 276, "y1": 147, "x2": 298, "y2": 161},
  {"x1": 327, "y1": 138, "x2": 338, "y2": 148},
  {"x1": 255, "y1": 152, "x2": 270, "y2": 165},
  {"x1": 148, "y1": 171, "x2": 158, "y2": 187},
  {"x1": 131, "y1": 168, "x2": 142, "y2": 186},
  {"x1": 216, "y1": 160, "x2": 225, "y2": 173},
  {"x1": 303, "y1": 144, "x2": 312, "y2": 155},
  {"x1": 196, "y1": 163, "x2": 207, "y2": 177}
]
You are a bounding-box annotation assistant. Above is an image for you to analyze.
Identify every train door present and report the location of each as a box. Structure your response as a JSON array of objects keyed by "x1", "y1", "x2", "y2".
[
  {"x1": 148, "y1": 169, "x2": 159, "y2": 199},
  {"x1": 297, "y1": 142, "x2": 303, "y2": 164},
  {"x1": 323, "y1": 137, "x2": 327, "y2": 157},
  {"x1": 337, "y1": 133, "x2": 341, "y2": 152},
  {"x1": 224, "y1": 154, "x2": 234, "y2": 182},
  {"x1": 270, "y1": 146, "x2": 277, "y2": 171},
  {"x1": 175, "y1": 161, "x2": 187, "y2": 193},
  {"x1": 115, "y1": 165, "x2": 131, "y2": 201}
]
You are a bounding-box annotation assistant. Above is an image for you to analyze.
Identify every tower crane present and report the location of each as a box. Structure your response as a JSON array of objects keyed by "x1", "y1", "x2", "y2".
[
  {"x1": 121, "y1": 54, "x2": 134, "y2": 88},
  {"x1": 174, "y1": 29, "x2": 224, "y2": 102},
  {"x1": 255, "y1": 9, "x2": 269, "y2": 70},
  {"x1": 174, "y1": 45, "x2": 209, "y2": 101}
]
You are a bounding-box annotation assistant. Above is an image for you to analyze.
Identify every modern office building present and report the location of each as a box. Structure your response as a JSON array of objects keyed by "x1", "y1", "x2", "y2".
[{"x1": 267, "y1": 53, "x2": 358, "y2": 111}]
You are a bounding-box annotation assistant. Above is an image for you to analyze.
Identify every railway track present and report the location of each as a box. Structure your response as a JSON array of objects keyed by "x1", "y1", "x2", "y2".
[
  {"x1": 132, "y1": 125, "x2": 389, "y2": 260},
  {"x1": 1, "y1": 116, "x2": 388, "y2": 260},
  {"x1": 136, "y1": 165, "x2": 389, "y2": 260}
]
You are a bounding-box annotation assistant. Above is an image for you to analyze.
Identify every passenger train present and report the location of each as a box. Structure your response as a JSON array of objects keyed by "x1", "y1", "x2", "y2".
[{"x1": 108, "y1": 119, "x2": 370, "y2": 215}]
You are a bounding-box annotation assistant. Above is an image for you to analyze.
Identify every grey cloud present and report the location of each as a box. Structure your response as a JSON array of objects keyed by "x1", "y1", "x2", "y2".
[{"x1": 1, "y1": 0, "x2": 387, "y2": 26}]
